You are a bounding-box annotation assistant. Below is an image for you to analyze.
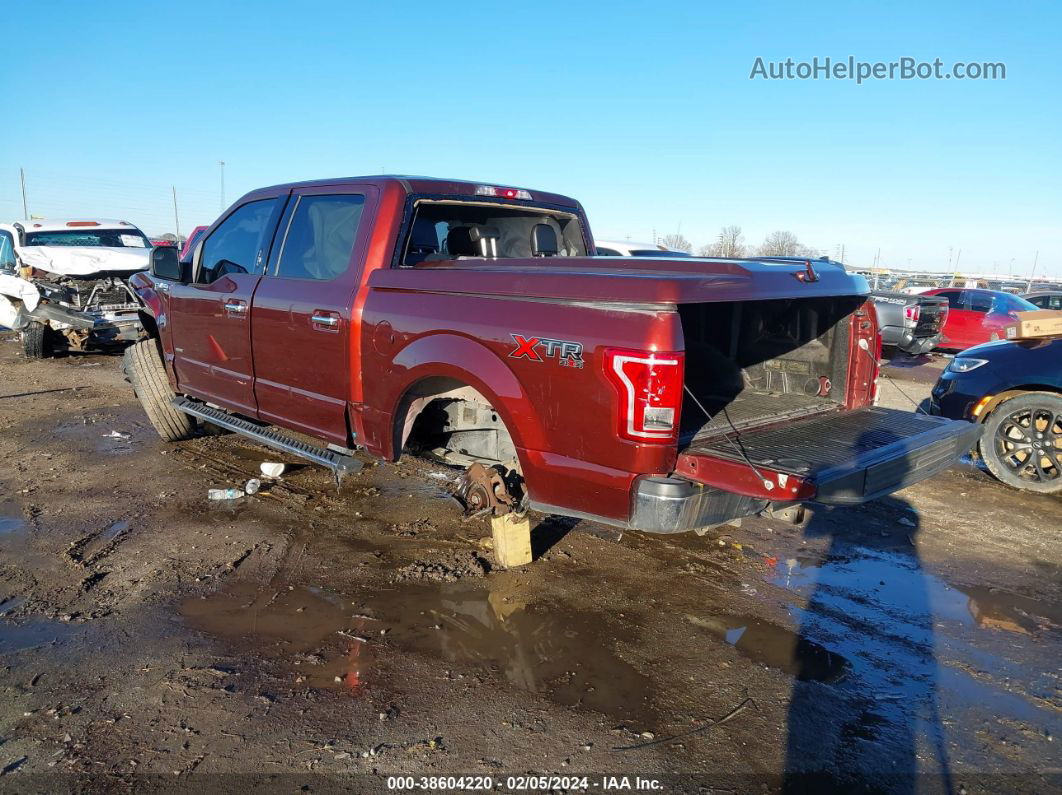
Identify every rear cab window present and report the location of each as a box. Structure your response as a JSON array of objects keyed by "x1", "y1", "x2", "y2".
[{"x1": 398, "y1": 199, "x2": 588, "y2": 266}]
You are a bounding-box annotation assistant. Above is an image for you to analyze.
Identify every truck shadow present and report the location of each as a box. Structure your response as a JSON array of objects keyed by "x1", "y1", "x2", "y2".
[{"x1": 782, "y1": 494, "x2": 954, "y2": 793}]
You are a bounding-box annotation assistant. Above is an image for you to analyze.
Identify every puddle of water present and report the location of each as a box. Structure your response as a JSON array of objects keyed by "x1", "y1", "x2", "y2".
[
  {"x1": 686, "y1": 614, "x2": 848, "y2": 683},
  {"x1": 0, "y1": 514, "x2": 27, "y2": 536},
  {"x1": 182, "y1": 576, "x2": 655, "y2": 723},
  {"x1": 0, "y1": 617, "x2": 80, "y2": 654},
  {"x1": 763, "y1": 542, "x2": 1062, "y2": 743},
  {"x1": 770, "y1": 550, "x2": 1062, "y2": 635}
]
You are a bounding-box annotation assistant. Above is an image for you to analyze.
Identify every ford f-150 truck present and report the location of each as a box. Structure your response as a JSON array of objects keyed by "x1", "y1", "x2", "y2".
[{"x1": 125, "y1": 176, "x2": 980, "y2": 535}]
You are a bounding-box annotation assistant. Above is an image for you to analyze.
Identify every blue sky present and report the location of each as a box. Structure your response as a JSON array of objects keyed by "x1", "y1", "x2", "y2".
[{"x1": 2, "y1": 0, "x2": 1059, "y2": 276}]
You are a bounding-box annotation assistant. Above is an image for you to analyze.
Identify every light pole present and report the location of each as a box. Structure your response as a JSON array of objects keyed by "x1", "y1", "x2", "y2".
[{"x1": 218, "y1": 160, "x2": 226, "y2": 213}]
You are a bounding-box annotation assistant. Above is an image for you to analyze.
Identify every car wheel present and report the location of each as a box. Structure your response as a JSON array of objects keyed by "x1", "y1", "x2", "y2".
[
  {"x1": 979, "y1": 393, "x2": 1062, "y2": 494},
  {"x1": 21, "y1": 322, "x2": 53, "y2": 359},
  {"x1": 123, "y1": 339, "x2": 196, "y2": 442}
]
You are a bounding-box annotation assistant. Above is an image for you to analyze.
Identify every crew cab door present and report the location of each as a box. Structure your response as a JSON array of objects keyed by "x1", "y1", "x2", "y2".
[
  {"x1": 166, "y1": 196, "x2": 284, "y2": 414},
  {"x1": 250, "y1": 185, "x2": 375, "y2": 445}
]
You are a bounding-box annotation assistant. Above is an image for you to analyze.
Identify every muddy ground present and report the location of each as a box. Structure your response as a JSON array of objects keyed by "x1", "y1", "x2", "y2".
[{"x1": 0, "y1": 337, "x2": 1059, "y2": 792}]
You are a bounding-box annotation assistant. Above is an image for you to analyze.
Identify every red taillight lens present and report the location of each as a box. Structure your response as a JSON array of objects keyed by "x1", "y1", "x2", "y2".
[
  {"x1": 604, "y1": 349, "x2": 684, "y2": 443},
  {"x1": 904, "y1": 305, "x2": 921, "y2": 325}
]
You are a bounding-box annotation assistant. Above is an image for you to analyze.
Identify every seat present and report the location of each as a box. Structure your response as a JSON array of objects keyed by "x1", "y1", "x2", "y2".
[
  {"x1": 405, "y1": 216, "x2": 440, "y2": 265},
  {"x1": 531, "y1": 223, "x2": 559, "y2": 257}
]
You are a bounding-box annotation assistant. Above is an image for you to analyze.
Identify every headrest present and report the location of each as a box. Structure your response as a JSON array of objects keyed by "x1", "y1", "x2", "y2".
[
  {"x1": 531, "y1": 224, "x2": 559, "y2": 257},
  {"x1": 446, "y1": 226, "x2": 478, "y2": 256},
  {"x1": 469, "y1": 225, "x2": 500, "y2": 243}
]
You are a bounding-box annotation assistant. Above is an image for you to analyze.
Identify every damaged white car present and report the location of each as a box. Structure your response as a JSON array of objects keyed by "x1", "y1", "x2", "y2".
[{"x1": 0, "y1": 219, "x2": 149, "y2": 358}]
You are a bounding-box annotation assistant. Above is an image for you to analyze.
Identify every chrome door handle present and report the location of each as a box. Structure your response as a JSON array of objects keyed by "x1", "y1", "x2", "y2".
[
  {"x1": 223, "y1": 301, "x2": 247, "y2": 313},
  {"x1": 311, "y1": 314, "x2": 339, "y2": 326}
]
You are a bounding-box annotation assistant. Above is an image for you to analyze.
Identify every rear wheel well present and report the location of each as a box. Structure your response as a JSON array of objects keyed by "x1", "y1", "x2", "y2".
[{"x1": 395, "y1": 377, "x2": 520, "y2": 472}]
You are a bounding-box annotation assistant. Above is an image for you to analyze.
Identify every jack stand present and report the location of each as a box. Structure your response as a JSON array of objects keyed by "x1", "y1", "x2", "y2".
[{"x1": 490, "y1": 513, "x2": 533, "y2": 568}]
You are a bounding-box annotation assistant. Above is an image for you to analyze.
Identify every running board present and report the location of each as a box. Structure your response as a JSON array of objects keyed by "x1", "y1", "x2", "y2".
[{"x1": 172, "y1": 397, "x2": 363, "y2": 482}]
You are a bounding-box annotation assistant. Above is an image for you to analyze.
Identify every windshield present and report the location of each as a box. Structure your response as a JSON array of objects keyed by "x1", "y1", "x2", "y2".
[{"x1": 24, "y1": 229, "x2": 150, "y2": 248}]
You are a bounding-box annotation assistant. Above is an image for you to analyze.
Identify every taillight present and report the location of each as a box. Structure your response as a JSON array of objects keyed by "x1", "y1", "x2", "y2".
[
  {"x1": 903, "y1": 305, "x2": 920, "y2": 326},
  {"x1": 604, "y1": 349, "x2": 684, "y2": 443}
]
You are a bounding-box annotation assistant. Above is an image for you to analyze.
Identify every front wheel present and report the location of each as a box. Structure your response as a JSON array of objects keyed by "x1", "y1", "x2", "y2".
[
  {"x1": 979, "y1": 393, "x2": 1062, "y2": 494},
  {"x1": 21, "y1": 322, "x2": 53, "y2": 359},
  {"x1": 123, "y1": 339, "x2": 196, "y2": 442}
]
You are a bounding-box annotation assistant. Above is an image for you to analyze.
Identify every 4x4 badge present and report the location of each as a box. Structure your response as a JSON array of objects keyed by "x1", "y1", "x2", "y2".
[{"x1": 509, "y1": 334, "x2": 584, "y2": 368}]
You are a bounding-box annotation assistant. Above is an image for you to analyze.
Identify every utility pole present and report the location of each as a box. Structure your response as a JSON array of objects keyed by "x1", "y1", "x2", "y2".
[
  {"x1": 172, "y1": 186, "x2": 181, "y2": 243},
  {"x1": 19, "y1": 168, "x2": 28, "y2": 218},
  {"x1": 218, "y1": 160, "x2": 226, "y2": 213},
  {"x1": 1026, "y1": 251, "x2": 1039, "y2": 291}
]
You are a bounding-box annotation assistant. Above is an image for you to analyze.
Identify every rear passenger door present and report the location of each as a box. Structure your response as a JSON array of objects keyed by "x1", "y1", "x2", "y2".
[{"x1": 250, "y1": 184, "x2": 375, "y2": 445}]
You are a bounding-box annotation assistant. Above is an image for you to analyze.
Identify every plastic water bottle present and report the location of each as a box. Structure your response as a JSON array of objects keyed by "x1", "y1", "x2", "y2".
[
  {"x1": 244, "y1": 478, "x2": 261, "y2": 495},
  {"x1": 208, "y1": 488, "x2": 243, "y2": 501}
]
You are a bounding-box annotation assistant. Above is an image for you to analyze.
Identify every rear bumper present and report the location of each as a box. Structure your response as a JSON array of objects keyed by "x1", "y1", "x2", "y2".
[
  {"x1": 629, "y1": 477, "x2": 767, "y2": 534},
  {"x1": 880, "y1": 324, "x2": 941, "y2": 354}
]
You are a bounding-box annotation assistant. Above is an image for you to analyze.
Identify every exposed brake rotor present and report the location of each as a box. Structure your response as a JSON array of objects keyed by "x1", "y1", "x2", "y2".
[{"x1": 457, "y1": 462, "x2": 518, "y2": 518}]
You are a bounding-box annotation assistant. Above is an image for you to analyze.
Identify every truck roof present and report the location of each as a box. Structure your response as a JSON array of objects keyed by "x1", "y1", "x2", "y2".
[
  {"x1": 250, "y1": 175, "x2": 582, "y2": 209},
  {"x1": 14, "y1": 218, "x2": 142, "y2": 232}
]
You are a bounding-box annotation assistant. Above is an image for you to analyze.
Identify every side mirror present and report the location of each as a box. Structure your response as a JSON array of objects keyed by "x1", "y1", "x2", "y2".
[{"x1": 150, "y1": 245, "x2": 182, "y2": 281}]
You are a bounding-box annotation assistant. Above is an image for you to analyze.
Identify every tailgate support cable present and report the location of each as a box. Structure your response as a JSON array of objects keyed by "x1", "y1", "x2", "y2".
[
  {"x1": 683, "y1": 385, "x2": 775, "y2": 491},
  {"x1": 856, "y1": 340, "x2": 930, "y2": 416}
]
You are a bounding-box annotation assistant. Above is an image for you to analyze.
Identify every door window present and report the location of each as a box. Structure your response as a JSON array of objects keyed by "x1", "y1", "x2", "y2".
[
  {"x1": 200, "y1": 198, "x2": 278, "y2": 280},
  {"x1": 274, "y1": 194, "x2": 365, "y2": 280},
  {"x1": 0, "y1": 231, "x2": 15, "y2": 272},
  {"x1": 933, "y1": 290, "x2": 965, "y2": 309}
]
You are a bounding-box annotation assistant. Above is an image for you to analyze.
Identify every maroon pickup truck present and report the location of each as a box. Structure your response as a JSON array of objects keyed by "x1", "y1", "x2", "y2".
[{"x1": 126, "y1": 176, "x2": 980, "y2": 535}]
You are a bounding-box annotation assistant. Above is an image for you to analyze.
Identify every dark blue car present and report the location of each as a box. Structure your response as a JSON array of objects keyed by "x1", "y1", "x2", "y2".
[{"x1": 931, "y1": 337, "x2": 1062, "y2": 493}]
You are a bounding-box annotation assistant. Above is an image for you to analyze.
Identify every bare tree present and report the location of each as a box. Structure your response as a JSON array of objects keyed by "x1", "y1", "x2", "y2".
[
  {"x1": 758, "y1": 230, "x2": 802, "y2": 256},
  {"x1": 660, "y1": 233, "x2": 692, "y2": 254},
  {"x1": 699, "y1": 225, "x2": 745, "y2": 258}
]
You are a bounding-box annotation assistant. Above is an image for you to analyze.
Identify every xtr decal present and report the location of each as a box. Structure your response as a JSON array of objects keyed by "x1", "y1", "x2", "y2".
[{"x1": 509, "y1": 334, "x2": 584, "y2": 368}]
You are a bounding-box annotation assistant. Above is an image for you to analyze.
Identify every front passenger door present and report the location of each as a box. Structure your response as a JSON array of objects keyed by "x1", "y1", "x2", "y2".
[{"x1": 167, "y1": 197, "x2": 284, "y2": 414}]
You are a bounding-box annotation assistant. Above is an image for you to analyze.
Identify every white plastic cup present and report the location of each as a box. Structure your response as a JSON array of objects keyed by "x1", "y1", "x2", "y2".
[{"x1": 260, "y1": 462, "x2": 286, "y2": 478}]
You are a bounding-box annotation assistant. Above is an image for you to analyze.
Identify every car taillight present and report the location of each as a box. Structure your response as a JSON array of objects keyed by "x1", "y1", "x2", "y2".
[
  {"x1": 604, "y1": 348, "x2": 684, "y2": 443},
  {"x1": 904, "y1": 305, "x2": 920, "y2": 326}
]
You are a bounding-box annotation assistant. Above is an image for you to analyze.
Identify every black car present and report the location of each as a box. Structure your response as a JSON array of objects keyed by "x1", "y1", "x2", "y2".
[
  {"x1": 1023, "y1": 290, "x2": 1062, "y2": 311},
  {"x1": 931, "y1": 337, "x2": 1062, "y2": 493}
]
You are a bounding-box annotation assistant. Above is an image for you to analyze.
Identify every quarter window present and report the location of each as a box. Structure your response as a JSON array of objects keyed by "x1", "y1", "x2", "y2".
[
  {"x1": 201, "y1": 198, "x2": 278, "y2": 278},
  {"x1": 275, "y1": 194, "x2": 364, "y2": 280}
]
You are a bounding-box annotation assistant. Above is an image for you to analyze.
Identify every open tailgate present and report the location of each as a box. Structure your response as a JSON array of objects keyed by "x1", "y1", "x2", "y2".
[{"x1": 675, "y1": 407, "x2": 982, "y2": 504}]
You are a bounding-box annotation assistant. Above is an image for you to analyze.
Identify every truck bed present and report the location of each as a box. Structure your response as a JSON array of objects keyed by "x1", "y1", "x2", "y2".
[{"x1": 681, "y1": 390, "x2": 835, "y2": 442}]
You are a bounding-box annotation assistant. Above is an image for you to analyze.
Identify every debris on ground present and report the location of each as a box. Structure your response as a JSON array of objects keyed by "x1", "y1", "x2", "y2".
[
  {"x1": 260, "y1": 462, "x2": 286, "y2": 477},
  {"x1": 393, "y1": 551, "x2": 490, "y2": 582}
]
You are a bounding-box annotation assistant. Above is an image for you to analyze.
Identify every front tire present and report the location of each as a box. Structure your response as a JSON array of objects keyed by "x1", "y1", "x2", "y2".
[
  {"x1": 979, "y1": 393, "x2": 1062, "y2": 494},
  {"x1": 21, "y1": 322, "x2": 53, "y2": 359},
  {"x1": 124, "y1": 339, "x2": 196, "y2": 442}
]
